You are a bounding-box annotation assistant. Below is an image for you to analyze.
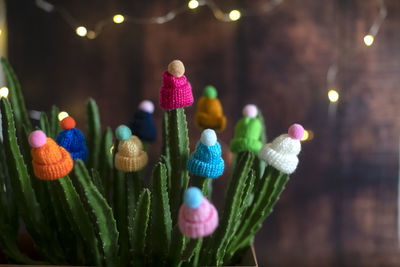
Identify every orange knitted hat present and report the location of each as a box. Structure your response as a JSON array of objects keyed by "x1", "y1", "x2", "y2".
[
  {"x1": 195, "y1": 86, "x2": 226, "y2": 132},
  {"x1": 29, "y1": 130, "x2": 74, "y2": 180},
  {"x1": 114, "y1": 125, "x2": 148, "y2": 172}
]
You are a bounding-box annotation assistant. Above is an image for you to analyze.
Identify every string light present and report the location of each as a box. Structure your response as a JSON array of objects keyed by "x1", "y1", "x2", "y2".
[
  {"x1": 363, "y1": 0, "x2": 386, "y2": 46},
  {"x1": 363, "y1": 34, "x2": 374, "y2": 46},
  {"x1": 228, "y1": 10, "x2": 241, "y2": 21},
  {"x1": 35, "y1": 0, "x2": 282, "y2": 39},
  {"x1": 58, "y1": 111, "x2": 69, "y2": 121},
  {"x1": 113, "y1": 14, "x2": 125, "y2": 24},
  {"x1": 0, "y1": 87, "x2": 9, "y2": 98},
  {"x1": 188, "y1": 0, "x2": 199, "y2": 10},
  {"x1": 75, "y1": 26, "x2": 87, "y2": 37},
  {"x1": 301, "y1": 130, "x2": 314, "y2": 142},
  {"x1": 328, "y1": 90, "x2": 339, "y2": 103}
]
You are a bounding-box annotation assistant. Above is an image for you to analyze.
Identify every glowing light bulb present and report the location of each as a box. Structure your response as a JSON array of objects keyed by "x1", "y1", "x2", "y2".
[
  {"x1": 328, "y1": 90, "x2": 339, "y2": 103},
  {"x1": 188, "y1": 0, "x2": 199, "y2": 9},
  {"x1": 229, "y1": 10, "x2": 241, "y2": 21},
  {"x1": 0, "y1": 87, "x2": 9, "y2": 98},
  {"x1": 87, "y1": 31, "x2": 96, "y2": 39},
  {"x1": 76, "y1": 26, "x2": 88, "y2": 37},
  {"x1": 113, "y1": 14, "x2": 125, "y2": 24},
  {"x1": 301, "y1": 130, "x2": 309, "y2": 141},
  {"x1": 363, "y1": 34, "x2": 374, "y2": 46},
  {"x1": 58, "y1": 111, "x2": 69, "y2": 121}
]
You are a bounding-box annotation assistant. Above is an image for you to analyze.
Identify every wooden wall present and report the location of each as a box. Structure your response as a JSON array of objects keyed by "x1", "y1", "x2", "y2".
[{"x1": 6, "y1": 0, "x2": 400, "y2": 265}]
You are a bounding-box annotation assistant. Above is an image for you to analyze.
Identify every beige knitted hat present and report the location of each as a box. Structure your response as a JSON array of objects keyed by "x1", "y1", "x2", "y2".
[{"x1": 114, "y1": 125, "x2": 148, "y2": 172}]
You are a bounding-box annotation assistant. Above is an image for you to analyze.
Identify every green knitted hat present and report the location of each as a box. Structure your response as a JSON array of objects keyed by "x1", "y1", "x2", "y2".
[{"x1": 230, "y1": 104, "x2": 263, "y2": 153}]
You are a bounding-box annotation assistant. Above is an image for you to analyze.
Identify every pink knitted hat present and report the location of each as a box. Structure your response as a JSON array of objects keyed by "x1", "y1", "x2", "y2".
[
  {"x1": 159, "y1": 60, "x2": 194, "y2": 110},
  {"x1": 178, "y1": 187, "x2": 218, "y2": 238}
]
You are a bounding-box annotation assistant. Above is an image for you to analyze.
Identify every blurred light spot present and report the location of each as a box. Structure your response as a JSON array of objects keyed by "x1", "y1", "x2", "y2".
[
  {"x1": 229, "y1": 10, "x2": 241, "y2": 21},
  {"x1": 188, "y1": 0, "x2": 199, "y2": 9},
  {"x1": 58, "y1": 111, "x2": 69, "y2": 121},
  {"x1": 328, "y1": 90, "x2": 339, "y2": 103},
  {"x1": 113, "y1": 14, "x2": 125, "y2": 24},
  {"x1": 363, "y1": 34, "x2": 374, "y2": 46},
  {"x1": 76, "y1": 26, "x2": 87, "y2": 37},
  {"x1": 0, "y1": 87, "x2": 9, "y2": 98}
]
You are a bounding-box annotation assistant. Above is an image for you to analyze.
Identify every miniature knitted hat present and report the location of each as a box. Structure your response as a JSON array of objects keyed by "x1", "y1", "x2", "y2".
[
  {"x1": 114, "y1": 125, "x2": 148, "y2": 172},
  {"x1": 187, "y1": 129, "x2": 224, "y2": 178},
  {"x1": 195, "y1": 85, "x2": 227, "y2": 132},
  {"x1": 159, "y1": 60, "x2": 194, "y2": 110},
  {"x1": 56, "y1": 116, "x2": 88, "y2": 161},
  {"x1": 29, "y1": 130, "x2": 73, "y2": 180},
  {"x1": 129, "y1": 100, "x2": 157, "y2": 142},
  {"x1": 178, "y1": 187, "x2": 219, "y2": 238},
  {"x1": 258, "y1": 123, "x2": 304, "y2": 174},
  {"x1": 230, "y1": 104, "x2": 263, "y2": 153}
]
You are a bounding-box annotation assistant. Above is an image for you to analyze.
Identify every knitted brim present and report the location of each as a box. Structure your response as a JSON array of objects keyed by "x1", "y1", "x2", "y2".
[
  {"x1": 33, "y1": 147, "x2": 73, "y2": 180},
  {"x1": 70, "y1": 147, "x2": 88, "y2": 161},
  {"x1": 115, "y1": 151, "x2": 148, "y2": 172},
  {"x1": 178, "y1": 198, "x2": 218, "y2": 238},
  {"x1": 230, "y1": 137, "x2": 263, "y2": 154},
  {"x1": 258, "y1": 144, "x2": 299, "y2": 174},
  {"x1": 187, "y1": 157, "x2": 224, "y2": 178},
  {"x1": 195, "y1": 113, "x2": 226, "y2": 132}
]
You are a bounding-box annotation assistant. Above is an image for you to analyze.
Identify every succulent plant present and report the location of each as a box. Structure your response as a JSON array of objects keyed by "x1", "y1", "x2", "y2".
[{"x1": 0, "y1": 57, "x2": 302, "y2": 266}]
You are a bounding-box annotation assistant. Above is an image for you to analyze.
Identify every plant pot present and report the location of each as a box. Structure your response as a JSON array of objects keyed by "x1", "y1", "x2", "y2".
[{"x1": 0, "y1": 234, "x2": 258, "y2": 267}]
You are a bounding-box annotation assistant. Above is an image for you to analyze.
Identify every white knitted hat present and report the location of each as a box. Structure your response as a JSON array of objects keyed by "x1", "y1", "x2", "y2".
[{"x1": 258, "y1": 124, "x2": 304, "y2": 174}]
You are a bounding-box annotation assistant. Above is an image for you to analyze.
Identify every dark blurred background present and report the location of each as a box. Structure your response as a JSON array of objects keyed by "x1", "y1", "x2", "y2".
[{"x1": 3, "y1": 0, "x2": 400, "y2": 266}]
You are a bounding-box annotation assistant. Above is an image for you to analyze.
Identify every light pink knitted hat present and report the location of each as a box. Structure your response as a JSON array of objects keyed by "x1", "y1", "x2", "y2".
[{"x1": 178, "y1": 187, "x2": 218, "y2": 238}]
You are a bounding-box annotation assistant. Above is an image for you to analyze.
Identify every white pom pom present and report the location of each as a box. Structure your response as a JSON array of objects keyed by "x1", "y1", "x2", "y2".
[
  {"x1": 139, "y1": 100, "x2": 155, "y2": 113},
  {"x1": 243, "y1": 104, "x2": 258, "y2": 118},
  {"x1": 200, "y1": 129, "x2": 217, "y2": 146}
]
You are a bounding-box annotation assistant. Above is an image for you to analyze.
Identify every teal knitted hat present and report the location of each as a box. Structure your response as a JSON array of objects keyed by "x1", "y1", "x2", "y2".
[
  {"x1": 230, "y1": 104, "x2": 263, "y2": 153},
  {"x1": 187, "y1": 129, "x2": 224, "y2": 178}
]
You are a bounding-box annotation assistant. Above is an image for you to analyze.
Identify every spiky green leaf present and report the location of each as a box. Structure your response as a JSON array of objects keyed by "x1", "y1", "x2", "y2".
[
  {"x1": 0, "y1": 57, "x2": 32, "y2": 133},
  {"x1": 1, "y1": 98, "x2": 64, "y2": 263},
  {"x1": 73, "y1": 160, "x2": 119, "y2": 267},
  {"x1": 205, "y1": 151, "x2": 254, "y2": 266},
  {"x1": 167, "y1": 108, "x2": 189, "y2": 223},
  {"x1": 150, "y1": 162, "x2": 172, "y2": 264},
  {"x1": 130, "y1": 189, "x2": 151, "y2": 266},
  {"x1": 86, "y1": 98, "x2": 101, "y2": 170}
]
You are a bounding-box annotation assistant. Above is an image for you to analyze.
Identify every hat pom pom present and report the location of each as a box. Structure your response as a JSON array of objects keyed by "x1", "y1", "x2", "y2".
[
  {"x1": 116, "y1": 125, "x2": 132, "y2": 141},
  {"x1": 139, "y1": 100, "x2": 155, "y2": 114},
  {"x1": 200, "y1": 129, "x2": 217, "y2": 146},
  {"x1": 203, "y1": 85, "x2": 218, "y2": 98},
  {"x1": 60, "y1": 116, "x2": 76, "y2": 130},
  {"x1": 288, "y1": 123, "x2": 304, "y2": 140},
  {"x1": 29, "y1": 130, "x2": 47, "y2": 148},
  {"x1": 242, "y1": 104, "x2": 258, "y2": 118},
  {"x1": 184, "y1": 187, "x2": 203, "y2": 208},
  {"x1": 168, "y1": 60, "x2": 185, "y2": 77}
]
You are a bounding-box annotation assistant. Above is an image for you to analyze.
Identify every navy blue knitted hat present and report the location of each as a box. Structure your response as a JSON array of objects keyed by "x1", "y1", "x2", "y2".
[
  {"x1": 56, "y1": 116, "x2": 88, "y2": 161},
  {"x1": 129, "y1": 100, "x2": 157, "y2": 142},
  {"x1": 187, "y1": 129, "x2": 224, "y2": 178}
]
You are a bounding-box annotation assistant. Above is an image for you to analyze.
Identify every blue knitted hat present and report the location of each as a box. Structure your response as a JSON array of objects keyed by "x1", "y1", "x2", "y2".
[
  {"x1": 129, "y1": 100, "x2": 157, "y2": 142},
  {"x1": 56, "y1": 116, "x2": 88, "y2": 161},
  {"x1": 187, "y1": 129, "x2": 224, "y2": 178}
]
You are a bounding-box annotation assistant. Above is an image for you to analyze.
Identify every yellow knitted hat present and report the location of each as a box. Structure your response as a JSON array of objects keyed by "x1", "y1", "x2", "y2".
[{"x1": 114, "y1": 125, "x2": 148, "y2": 172}]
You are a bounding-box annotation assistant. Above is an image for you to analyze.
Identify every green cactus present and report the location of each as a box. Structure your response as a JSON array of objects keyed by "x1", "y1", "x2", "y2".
[{"x1": 0, "y1": 57, "x2": 299, "y2": 266}]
